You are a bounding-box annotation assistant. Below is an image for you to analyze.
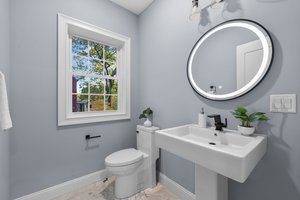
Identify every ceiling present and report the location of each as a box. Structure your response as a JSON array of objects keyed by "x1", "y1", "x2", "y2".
[{"x1": 110, "y1": 0, "x2": 154, "y2": 15}]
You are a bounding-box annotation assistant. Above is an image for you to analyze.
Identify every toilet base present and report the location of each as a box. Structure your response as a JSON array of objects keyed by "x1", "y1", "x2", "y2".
[
  {"x1": 106, "y1": 150, "x2": 158, "y2": 199},
  {"x1": 114, "y1": 165, "x2": 144, "y2": 198}
]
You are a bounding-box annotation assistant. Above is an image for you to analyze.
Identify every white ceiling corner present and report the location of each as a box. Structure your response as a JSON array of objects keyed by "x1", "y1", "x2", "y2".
[{"x1": 110, "y1": 0, "x2": 154, "y2": 15}]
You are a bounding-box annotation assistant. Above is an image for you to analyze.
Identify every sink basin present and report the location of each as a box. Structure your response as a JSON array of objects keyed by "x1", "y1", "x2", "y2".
[{"x1": 155, "y1": 124, "x2": 267, "y2": 183}]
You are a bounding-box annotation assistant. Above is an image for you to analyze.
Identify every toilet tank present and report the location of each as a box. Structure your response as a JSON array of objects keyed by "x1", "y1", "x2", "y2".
[
  {"x1": 137, "y1": 125, "x2": 160, "y2": 188},
  {"x1": 137, "y1": 125, "x2": 159, "y2": 157}
]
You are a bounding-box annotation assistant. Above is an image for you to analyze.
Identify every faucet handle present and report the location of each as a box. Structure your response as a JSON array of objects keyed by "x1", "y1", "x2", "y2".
[
  {"x1": 207, "y1": 114, "x2": 221, "y2": 123},
  {"x1": 208, "y1": 114, "x2": 227, "y2": 131}
]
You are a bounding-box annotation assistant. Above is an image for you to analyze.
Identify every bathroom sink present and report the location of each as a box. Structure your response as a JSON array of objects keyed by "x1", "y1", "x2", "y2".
[{"x1": 155, "y1": 124, "x2": 267, "y2": 183}]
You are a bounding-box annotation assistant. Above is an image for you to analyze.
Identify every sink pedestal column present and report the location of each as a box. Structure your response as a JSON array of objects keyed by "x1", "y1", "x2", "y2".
[{"x1": 195, "y1": 165, "x2": 228, "y2": 200}]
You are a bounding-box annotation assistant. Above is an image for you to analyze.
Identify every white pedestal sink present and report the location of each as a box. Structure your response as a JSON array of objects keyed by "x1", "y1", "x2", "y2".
[{"x1": 155, "y1": 124, "x2": 267, "y2": 200}]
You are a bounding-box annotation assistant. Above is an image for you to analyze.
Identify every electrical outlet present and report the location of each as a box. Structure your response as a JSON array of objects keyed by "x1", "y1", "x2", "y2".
[{"x1": 270, "y1": 94, "x2": 297, "y2": 113}]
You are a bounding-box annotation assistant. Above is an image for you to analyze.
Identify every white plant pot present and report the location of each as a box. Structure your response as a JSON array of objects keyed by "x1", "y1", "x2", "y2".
[
  {"x1": 144, "y1": 118, "x2": 152, "y2": 127},
  {"x1": 238, "y1": 125, "x2": 255, "y2": 136}
]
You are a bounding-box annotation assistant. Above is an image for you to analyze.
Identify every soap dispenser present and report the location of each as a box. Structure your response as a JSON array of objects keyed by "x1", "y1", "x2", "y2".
[{"x1": 198, "y1": 107, "x2": 207, "y2": 128}]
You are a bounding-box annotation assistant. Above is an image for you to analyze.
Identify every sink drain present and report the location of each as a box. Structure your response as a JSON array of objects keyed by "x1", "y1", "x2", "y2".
[{"x1": 209, "y1": 142, "x2": 216, "y2": 145}]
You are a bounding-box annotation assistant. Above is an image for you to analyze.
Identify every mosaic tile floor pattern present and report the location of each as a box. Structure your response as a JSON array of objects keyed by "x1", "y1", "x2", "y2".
[{"x1": 53, "y1": 177, "x2": 181, "y2": 200}]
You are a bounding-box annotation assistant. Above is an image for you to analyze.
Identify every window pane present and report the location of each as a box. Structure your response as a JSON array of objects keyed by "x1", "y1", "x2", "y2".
[
  {"x1": 105, "y1": 96, "x2": 118, "y2": 111},
  {"x1": 105, "y1": 46, "x2": 117, "y2": 63},
  {"x1": 90, "y1": 78, "x2": 105, "y2": 94},
  {"x1": 72, "y1": 76, "x2": 89, "y2": 94},
  {"x1": 90, "y1": 59, "x2": 104, "y2": 75},
  {"x1": 104, "y1": 62, "x2": 116, "y2": 77},
  {"x1": 72, "y1": 94, "x2": 89, "y2": 112},
  {"x1": 105, "y1": 79, "x2": 118, "y2": 94},
  {"x1": 90, "y1": 41, "x2": 103, "y2": 59},
  {"x1": 72, "y1": 37, "x2": 88, "y2": 56},
  {"x1": 90, "y1": 95, "x2": 104, "y2": 111},
  {"x1": 72, "y1": 56, "x2": 90, "y2": 74}
]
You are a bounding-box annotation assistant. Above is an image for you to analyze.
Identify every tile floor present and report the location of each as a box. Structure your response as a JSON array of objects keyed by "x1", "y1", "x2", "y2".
[{"x1": 53, "y1": 177, "x2": 181, "y2": 200}]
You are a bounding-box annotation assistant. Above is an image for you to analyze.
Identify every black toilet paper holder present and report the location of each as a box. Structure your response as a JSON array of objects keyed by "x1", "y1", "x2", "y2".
[{"x1": 85, "y1": 134, "x2": 101, "y2": 140}]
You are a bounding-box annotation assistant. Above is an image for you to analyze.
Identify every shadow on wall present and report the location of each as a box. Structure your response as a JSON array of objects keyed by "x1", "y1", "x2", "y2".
[
  {"x1": 198, "y1": 9, "x2": 212, "y2": 33},
  {"x1": 230, "y1": 114, "x2": 300, "y2": 200},
  {"x1": 221, "y1": 0, "x2": 244, "y2": 20},
  {"x1": 200, "y1": 9, "x2": 211, "y2": 26},
  {"x1": 198, "y1": 0, "x2": 288, "y2": 33},
  {"x1": 197, "y1": 0, "x2": 244, "y2": 33}
]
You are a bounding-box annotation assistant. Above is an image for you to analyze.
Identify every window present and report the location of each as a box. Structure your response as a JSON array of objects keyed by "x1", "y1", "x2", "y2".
[{"x1": 58, "y1": 14, "x2": 130, "y2": 126}]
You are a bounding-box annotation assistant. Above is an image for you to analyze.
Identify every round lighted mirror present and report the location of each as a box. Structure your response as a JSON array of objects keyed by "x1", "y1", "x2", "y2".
[{"x1": 187, "y1": 19, "x2": 273, "y2": 100}]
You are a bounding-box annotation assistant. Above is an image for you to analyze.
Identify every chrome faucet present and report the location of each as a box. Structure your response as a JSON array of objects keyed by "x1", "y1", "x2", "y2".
[{"x1": 207, "y1": 114, "x2": 227, "y2": 131}]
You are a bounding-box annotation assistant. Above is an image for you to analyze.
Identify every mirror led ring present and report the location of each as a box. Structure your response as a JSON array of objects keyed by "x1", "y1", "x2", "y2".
[{"x1": 187, "y1": 19, "x2": 273, "y2": 101}]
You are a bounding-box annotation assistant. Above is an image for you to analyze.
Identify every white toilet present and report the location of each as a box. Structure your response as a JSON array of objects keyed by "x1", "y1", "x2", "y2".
[{"x1": 105, "y1": 125, "x2": 159, "y2": 199}]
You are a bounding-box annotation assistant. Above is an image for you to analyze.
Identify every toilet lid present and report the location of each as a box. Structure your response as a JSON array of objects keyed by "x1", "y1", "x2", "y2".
[{"x1": 105, "y1": 148, "x2": 143, "y2": 167}]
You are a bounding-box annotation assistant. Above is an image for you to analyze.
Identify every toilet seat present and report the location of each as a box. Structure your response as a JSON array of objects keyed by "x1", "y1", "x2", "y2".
[{"x1": 105, "y1": 148, "x2": 143, "y2": 167}]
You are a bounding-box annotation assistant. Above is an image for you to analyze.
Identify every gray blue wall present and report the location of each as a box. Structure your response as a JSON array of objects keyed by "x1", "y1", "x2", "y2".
[
  {"x1": 0, "y1": 0, "x2": 11, "y2": 199},
  {"x1": 4, "y1": 0, "x2": 300, "y2": 199},
  {"x1": 139, "y1": 0, "x2": 300, "y2": 199},
  {"x1": 9, "y1": 0, "x2": 139, "y2": 198}
]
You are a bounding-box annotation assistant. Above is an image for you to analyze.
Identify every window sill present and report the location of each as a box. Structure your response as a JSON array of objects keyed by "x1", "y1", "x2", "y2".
[{"x1": 58, "y1": 112, "x2": 130, "y2": 126}]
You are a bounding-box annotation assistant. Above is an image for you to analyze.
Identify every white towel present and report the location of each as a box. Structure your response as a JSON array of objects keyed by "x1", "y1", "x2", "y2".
[{"x1": 0, "y1": 72, "x2": 12, "y2": 130}]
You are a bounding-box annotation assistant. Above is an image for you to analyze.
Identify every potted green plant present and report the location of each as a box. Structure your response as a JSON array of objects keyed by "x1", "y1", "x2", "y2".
[
  {"x1": 139, "y1": 107, "x2": 153, "y2": 127},
  {"x1": 231, "y1": 106, "x2": 269, "y2": 136}
]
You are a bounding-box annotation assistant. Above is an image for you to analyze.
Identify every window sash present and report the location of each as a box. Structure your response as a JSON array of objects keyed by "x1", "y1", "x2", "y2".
[
  {"x1": 67, "y1": 36, "x2": 121, "y2": 115},
  {"x1": 70, "y1": 36, "x2": 119, "y2": 113}
]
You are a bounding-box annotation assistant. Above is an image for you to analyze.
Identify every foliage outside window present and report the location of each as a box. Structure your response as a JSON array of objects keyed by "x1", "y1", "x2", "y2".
[{"x1": 72, "y1": 36, "x2": 118, "y2": 113}]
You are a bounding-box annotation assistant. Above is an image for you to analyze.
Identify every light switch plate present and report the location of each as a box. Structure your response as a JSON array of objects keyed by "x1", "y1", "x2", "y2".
[{"x1": 270, "y1": 94, "x2": 297, "y2": 113}]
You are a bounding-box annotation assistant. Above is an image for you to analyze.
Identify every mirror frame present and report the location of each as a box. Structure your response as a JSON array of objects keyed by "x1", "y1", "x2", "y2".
[{"x1": 187, "y1": 19, "x2": 274, "y2": 101}]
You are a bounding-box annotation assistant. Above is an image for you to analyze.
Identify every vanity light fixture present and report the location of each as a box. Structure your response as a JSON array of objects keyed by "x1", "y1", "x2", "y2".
[
  {"x1": 189, "y1": 0, "x2": 224, "y2": 21},
  {"x1": 190, "y1": 0, "x2": 202, "y2": 21}
]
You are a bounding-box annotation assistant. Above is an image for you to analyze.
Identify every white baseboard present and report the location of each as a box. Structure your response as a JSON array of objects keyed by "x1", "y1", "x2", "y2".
[
  {"x1": 159, "y1": 173, "x2": 196, "y2": 200},
  {"x1": 14, "y1": 170, "x2": 193, "y2": 200},
  {"x1": 15, "y1": 169, "x2": 109, "y2": 200}
]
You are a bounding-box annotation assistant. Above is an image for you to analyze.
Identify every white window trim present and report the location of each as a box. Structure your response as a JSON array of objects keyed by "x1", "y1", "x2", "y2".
[{"x1": 58, "y1": 14, "x2": 131, "y2": 126}]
